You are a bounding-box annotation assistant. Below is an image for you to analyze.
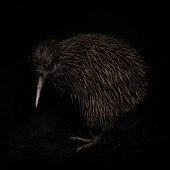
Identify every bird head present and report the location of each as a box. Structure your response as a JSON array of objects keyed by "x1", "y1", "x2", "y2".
[{"x1": 33, "y1": 42, "x2": 60, "y2": 107}]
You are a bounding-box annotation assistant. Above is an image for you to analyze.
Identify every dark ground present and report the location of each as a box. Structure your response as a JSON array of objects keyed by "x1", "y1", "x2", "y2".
[{"x1": 0, "y1": 2, "x2": 169, "y2": 169}]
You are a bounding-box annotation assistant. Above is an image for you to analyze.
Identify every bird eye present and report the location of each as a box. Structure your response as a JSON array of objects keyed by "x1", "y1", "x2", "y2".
[
  {"x1": 47, "y1": 62, "x2": 54, "y2": 71},
  {"x1": 52, "y1": 55, "x2": 59, "y2": 63}
]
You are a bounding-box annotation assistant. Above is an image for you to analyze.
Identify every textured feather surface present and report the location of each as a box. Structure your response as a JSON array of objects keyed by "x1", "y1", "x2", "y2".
[{"x1": 34, "y1": 34, "x2": 148, "y2": 130}]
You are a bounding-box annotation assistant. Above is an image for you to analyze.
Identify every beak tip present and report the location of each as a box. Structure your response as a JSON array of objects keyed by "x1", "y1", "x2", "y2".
[{"x1": 35, "y1": 76, "x2": 44, "y2": 109}]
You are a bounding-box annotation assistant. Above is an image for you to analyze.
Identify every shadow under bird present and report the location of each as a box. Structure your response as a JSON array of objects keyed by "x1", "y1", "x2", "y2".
[{"x1": 33, "y1": 33, "x2": 148, "y2": 151}]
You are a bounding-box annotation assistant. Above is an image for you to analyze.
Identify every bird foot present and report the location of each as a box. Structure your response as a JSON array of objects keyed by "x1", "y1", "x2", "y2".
[{"x1": 70, "y1": 133, "x2": 103, "y2": 152}]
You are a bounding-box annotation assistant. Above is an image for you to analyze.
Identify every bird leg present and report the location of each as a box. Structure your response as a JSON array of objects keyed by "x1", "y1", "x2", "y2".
[{"x1": 70, "y1": 131, "x2": 104, "y2": 151}]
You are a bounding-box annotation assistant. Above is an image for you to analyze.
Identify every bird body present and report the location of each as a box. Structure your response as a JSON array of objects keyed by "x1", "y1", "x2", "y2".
[{"x1": 33, "y1": 33, "x2": 148, "y2": 150}]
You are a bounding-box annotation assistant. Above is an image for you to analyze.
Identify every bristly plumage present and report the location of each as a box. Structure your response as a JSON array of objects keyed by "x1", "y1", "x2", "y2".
[{"x1": 33, "y1": 33, "x2": 148, "y2": 131}]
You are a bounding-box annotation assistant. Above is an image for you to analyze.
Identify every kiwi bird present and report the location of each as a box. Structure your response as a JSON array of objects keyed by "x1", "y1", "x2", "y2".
[{"x1": 33, "y1": 33, "x2": 148, "y2": 151}]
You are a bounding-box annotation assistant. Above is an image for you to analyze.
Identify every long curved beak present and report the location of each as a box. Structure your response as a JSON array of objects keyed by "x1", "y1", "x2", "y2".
[{"x1": 35, "y1": 77, "x2": 44, "y2": 107}]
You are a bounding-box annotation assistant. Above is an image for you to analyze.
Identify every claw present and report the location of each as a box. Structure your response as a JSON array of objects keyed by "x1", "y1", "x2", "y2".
[
  {"x1": 70, "y1": 132, "x2": 104, "y2": 151},
  {"x1": 70, "y1": 137, "x2": 91, "y2": 143}
]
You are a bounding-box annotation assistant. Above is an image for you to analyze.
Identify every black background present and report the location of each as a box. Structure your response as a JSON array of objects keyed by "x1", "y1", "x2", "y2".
[{"x1": 0, "y1": 1, "x2": 169, "y2": 169}]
